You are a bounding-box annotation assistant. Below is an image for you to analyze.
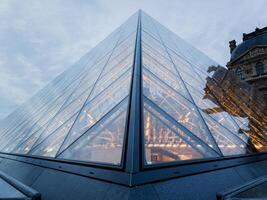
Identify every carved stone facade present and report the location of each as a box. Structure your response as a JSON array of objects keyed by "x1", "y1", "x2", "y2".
[{"x1": 227, "y1": 28, "x2": 267, "y2": 100}]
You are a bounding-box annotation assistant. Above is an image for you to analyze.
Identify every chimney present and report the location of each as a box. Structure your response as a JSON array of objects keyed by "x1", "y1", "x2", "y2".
[{"x1": 229, "y1": 40, "x2": 237, "y2": 54}]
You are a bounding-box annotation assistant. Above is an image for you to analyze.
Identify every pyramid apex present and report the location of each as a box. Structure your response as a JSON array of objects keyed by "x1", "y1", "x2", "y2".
[{"x1": 137, "y1": 9, "x2": 143, "y2": 14}]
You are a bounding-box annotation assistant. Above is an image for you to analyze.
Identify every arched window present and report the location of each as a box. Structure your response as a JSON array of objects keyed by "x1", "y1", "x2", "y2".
[
  {"x1": 235, "y1": 67, "x2": 244, "y2": 80},
  {"x1": 255, "y1": 62, "x2": 264, "y2": 76}
]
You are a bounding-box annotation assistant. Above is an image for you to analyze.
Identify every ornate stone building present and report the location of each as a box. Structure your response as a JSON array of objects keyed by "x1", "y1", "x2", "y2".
[{"x1": 227, "y1": 27, "x2": 267, "y2": 99}]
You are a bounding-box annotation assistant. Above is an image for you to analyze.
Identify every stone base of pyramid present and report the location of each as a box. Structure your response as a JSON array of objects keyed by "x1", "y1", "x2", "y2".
[{"x1": 1, "y1": 152, "x2": 267, "y2": 200}]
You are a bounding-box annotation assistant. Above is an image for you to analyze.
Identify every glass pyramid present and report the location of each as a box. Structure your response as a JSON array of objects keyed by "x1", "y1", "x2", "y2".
[{"x1": 0, "y1": 10, "x2": 266, "y2": 167}]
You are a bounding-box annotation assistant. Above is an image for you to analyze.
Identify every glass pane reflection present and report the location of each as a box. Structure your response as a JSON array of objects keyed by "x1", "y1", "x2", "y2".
[
  {"x1": 30, "y1": 113, "x2": 78, "y2": 157},
  {"x1": 58, "y1": 69, "x2": 132, "y2": 154},
  {"x1": 141, "y1": 11, "x2": 267, "y2": 165},
  {"x1": 143, "y1": 69, "x2": 219, "y2": 152},
  {"x1": 58, "y1": 98, "x2": 128, "y2": 165},
  {"x1": 144, "y1": 102, "x2": 219, "y2": 164}
]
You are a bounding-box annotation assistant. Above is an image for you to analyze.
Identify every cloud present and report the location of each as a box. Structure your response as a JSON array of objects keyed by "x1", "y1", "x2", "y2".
[{"x1": 0, "y1": 0, "x2": 266, "y2": 119}]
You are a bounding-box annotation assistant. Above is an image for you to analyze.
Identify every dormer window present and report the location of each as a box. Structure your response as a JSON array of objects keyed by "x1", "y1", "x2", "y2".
[{"x1": 235, "y1": 67, "x2": 244, "y2": 80}]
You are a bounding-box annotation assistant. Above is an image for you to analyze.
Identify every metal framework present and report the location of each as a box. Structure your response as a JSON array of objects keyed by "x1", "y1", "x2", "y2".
[
  {"x1": 0, "y1": 10, "x2": 267, "y2": 187},
  {"x1": 125, "y1": 10, "x2": 143, "y2": 173}
]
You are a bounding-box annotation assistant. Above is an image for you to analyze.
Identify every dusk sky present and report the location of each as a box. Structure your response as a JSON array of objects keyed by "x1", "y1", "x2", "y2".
[{"x1": 0, "y1": 0, "x2": 266, "y2": 120}]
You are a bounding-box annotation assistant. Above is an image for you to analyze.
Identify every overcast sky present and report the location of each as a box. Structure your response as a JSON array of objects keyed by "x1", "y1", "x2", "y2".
[{"x1": 0, "y1": 0, "x2": 266, "y2": 120}]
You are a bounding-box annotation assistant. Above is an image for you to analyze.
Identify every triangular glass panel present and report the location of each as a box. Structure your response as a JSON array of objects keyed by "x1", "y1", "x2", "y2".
[
  {"x1": 231, "y1": 117, "x2": 266, "y2": 148},
  {"x1": 142, "y1": 11, "x2": 218, "y2": 77},
  {"x1": 186, "y1": 83, "x2": 250, "y2": 144},
  {"x1": 0, "y1": 120, "x2": 33, "y2": 152},
  {"x1": 29, "y1": 81, "x2": 79, "y2": 128},
  {"x1": 142, "y1": 63, "x2": 190, "y2": 101},
  {"x1": 60, "y1": 52, "x2": 112, "y2": 109},
  {"x1": 58, "y1": 69, "x2": 132, "y2": 154},
  {"x1": 28, "y1": 30, "x2": 134, "y2": 152},
  {"x1": 19, "y1": 94, "x2": 77, "y2": 150},
  {"x1": 142, "y1": 33, "x2": 190, "y2": 100},
  {"x1": 142, "y1": 41, "x2": 174, "y2": 73},
  {"x1": 141, "y1": 12, "x2": 161, "y2": 41},
  {"x1": 144, "y1": 100, "x2": 219, "y2": 164},
  {"x1": 143, "y1": 69, "x2": 220, "y2": 153},
  {"x1": 201, "y1": 111, "x2": 257, "y2": 156},
  {"x1": 12, "y1": 124, "x2": 49, "y2": 154},
  {"x1": 58, "y1": 97, "x2": 128, "y2": 165},
  {"x1": 168, "y1": 51, "x2": 206, "y2": 87},
  {"x1": 142, "y1": 35, "x2": 171, "y2": 67},
  {"x1": 1, "y1": 125, "x2": 38, "y2": 153},
  {"x1": 87, "y1": 34, "x2": 135, "y2": 102},
  {"x1": 103, "y1": 32, "x2": 136, "y2": 68},
  {"x1": 29, "y1": 113, "x2": 79, "y2": 157},
  {"x1": 142, "y1": 31, "x2": 169, "y2": 59},
  {"x1": 113, "y1": 12, "x2": 138, "y2": 44},
  {"x1": 32, "y1": 87, "x2": 93, "y2": 149}
]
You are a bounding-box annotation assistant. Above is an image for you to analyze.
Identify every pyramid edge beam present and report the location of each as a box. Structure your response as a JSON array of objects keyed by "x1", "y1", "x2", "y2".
[{"x1": 125, "y1": 10, "x2": 143, "y2": 175}]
